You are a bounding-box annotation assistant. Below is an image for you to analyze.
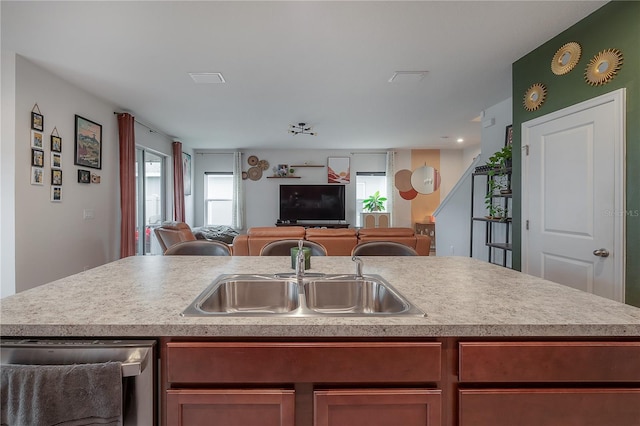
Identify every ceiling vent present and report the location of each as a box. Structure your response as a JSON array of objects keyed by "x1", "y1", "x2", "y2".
[
  {"x1": 188, "y1": 72, "x2": 226, "y2": 84},
  {"x1": 388, "y1": 71, "x2": 428, "y2": 83}
]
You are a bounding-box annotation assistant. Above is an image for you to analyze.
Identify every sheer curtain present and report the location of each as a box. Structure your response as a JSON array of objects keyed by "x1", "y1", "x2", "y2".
[
  {"x1": 386, "y1": 150, "x2": 395, "y2": 226},
  {"x1": 117, "y1": 113, "x2": 136, "y2": 258},
  {"x1": 172, "y1": 141, "x2": 185, "y2": 222},
  {"x1": 232, "y1": 152, "x2": 244, "y2": 229}
]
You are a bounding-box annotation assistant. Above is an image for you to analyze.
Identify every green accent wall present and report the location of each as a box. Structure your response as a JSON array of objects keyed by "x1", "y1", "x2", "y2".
[{"x1": 512, "y1": 1, "x2": 640, "y2": 307}]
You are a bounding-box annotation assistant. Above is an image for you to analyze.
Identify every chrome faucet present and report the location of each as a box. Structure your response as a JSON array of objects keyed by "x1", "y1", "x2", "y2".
[
  {"x1": 352, "y1": 256, "x2": 363, "y2": 279},
  {"x1": 295, "y1": 240, "x2": 306, "y2": 279}
]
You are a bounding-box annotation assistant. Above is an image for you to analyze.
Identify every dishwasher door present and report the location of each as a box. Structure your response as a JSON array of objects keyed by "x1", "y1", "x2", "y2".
[{"x1": 0, "y1": 339, "x2": 156, "y2": 426}]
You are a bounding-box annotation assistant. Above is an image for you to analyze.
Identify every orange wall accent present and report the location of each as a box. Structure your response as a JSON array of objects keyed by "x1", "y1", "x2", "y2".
[{"x1": 410, "y1": 150, "x2": 440, "y2": 225}]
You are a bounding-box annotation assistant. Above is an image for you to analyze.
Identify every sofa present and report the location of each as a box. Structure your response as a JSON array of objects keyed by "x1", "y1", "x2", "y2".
[{"x1": 232, "y1": 226, "x2": 430, "y2": 256}]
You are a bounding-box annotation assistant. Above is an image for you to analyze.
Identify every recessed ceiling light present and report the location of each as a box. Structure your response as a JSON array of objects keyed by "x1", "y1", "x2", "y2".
[
  {"x1": 388, "y1": 71, "x2": 428, "y2": 83},
  {"x1": 188, "y1": 72, "x2": 226, "y2": 84},
  {"x1": 457, "y1": 138, "x2": 464, "y2": 143}
]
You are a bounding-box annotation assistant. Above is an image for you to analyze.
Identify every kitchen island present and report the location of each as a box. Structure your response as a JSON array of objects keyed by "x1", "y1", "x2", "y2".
[{"x1": 2, "y1": 256, "x2": 639, "y2": 426}]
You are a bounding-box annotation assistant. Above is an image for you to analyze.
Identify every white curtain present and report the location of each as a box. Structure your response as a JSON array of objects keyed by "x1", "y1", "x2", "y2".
[
  {"x1": 386, "y1": 151, "x2": 395, "y2": 226},
  {"x1": 232, "y1": 152, "x2": 244, "y2": 229}
]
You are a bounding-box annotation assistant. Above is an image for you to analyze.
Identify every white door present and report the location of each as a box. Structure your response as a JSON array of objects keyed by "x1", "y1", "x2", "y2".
[{"x1": 522, "y1": 89, "x2": 625, "y2": 302}]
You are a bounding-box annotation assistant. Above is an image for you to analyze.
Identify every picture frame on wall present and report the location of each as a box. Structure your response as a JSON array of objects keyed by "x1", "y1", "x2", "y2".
[
  {"x1": 327, "y1": 157, "x2": 351, "y2": 184},
  {"x1": 78, "y1": 169, "x2": 91, "y2": 184},
  {"x1": 31, "y1": 111, "x2": 44, "y2": 131},
  {"x1": 51, "y1": 152, "x2": 62, "y2": 169},
  {"x1": 31, "y1": 167, "x2": 44, "y2": 185},
  {"x1": 51, "y1": 169, "x2": 62, "y2": 186},
  {"x1": 74, "y1": 115, "x2": 102, "y2": 169},
  {"x1": 51, "y1": 186, "x2": 62, "y2": 202},
  {"x1": 505, "y1": 124, "x2": 513, "y2": 147},
  {"x1": 51, "y1": 135, "x2": 62, "y2": 152},
  {"x1": 182, "y1": 152, "x2": 192, "y2": 195},
  {"x1": 31, "y1": 149, "x2": 44, "y2": 167},
  {"x1": 31, "y1": 130, "x2": 43, "y2": 149}
]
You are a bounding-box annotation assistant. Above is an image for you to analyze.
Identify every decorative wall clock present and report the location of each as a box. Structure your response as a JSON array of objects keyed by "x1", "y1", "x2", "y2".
[
  {"x1": 551, "y1": 42, "x2": 581, "y2": 75},
  {"x1": 584, "y1": 48, "x2": 623, "y2": 86},
  {"x1": 523, "y1": 83, "x2": 547, "y2": 111}
]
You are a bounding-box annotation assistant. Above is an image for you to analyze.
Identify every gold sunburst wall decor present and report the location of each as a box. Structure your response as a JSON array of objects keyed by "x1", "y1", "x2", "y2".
[
  {"x1": 585, "y1": 48, "x2": 624, "y2": 86},
  {"x1": 523, "y1": 83, "x2": 547, "y2": 111},
  {"x1": 551, "y1": 42, "x2": 581, "y2": 75}
]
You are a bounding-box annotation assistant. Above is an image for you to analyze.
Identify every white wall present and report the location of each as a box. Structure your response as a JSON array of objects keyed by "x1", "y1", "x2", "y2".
[
  {"x1": 434, "y1": 98, "x2": 512, "y2": 258},
  {"x1": 1, "y1": 48, "x2": 17, "y2": 297},
  {"x1": 10, "y1": 56, "x2": 121, "y2": 293}
]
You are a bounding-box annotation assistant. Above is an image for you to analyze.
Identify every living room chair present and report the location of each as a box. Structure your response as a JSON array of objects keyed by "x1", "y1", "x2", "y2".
[
  {"x1": 163, "y1": 240, "x2": 232, "y2": 256},
  {"x1": 154, "y1": 221, "x2": 197, "y2": 253},
  {"x1": 351, "y1": 241, "x2": 418, "y2": 256},
  {"x1": 260, "y1": 239, "x2": 327, "y2": 256}
]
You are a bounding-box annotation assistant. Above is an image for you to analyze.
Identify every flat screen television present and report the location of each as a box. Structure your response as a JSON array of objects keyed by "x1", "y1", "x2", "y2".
[{"x1": 279, "y1": 184, "x2": 346, "y2": 222}]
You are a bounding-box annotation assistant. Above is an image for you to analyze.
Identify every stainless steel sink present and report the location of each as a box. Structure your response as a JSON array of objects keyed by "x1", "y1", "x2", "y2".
[
  {"x1": 182, "y1": 275, "x2": 299, "y2": 315},
  {"x1": 304, "y1": 279, "x2": 409, "y2": 314},
  {"x1": 182, "y1": 274, "x2": 425, "y2": 317}
]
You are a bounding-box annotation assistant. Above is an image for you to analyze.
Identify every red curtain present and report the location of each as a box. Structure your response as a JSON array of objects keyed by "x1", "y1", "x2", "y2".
[
  {"x1": 172, "y1": 141, "x2": 185, "y2": 222},
  {"x1": 117, "y1": 113, "x2": 136, "y2": 258}
]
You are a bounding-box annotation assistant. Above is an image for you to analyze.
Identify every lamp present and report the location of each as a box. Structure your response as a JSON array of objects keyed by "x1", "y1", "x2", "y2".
[{"x1": 288, "y1": 123, "x2": 317, "y2": 136}]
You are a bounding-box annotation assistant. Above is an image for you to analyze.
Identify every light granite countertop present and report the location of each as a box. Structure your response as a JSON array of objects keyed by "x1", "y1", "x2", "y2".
[{"x1": 1, "y1": 256, "x2": 639, "y2": 338}]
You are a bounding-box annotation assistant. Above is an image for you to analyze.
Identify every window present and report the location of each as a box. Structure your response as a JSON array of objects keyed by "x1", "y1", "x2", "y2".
[
  {"x1": 205, "y1": 172, "x2": 233, "y2": 226},
  {"x1": 135, "y1": 149, "x2": 166, "y2": 255},
  {"x1": 355, "y1": 172, "x2": 387, "y2": 227}
]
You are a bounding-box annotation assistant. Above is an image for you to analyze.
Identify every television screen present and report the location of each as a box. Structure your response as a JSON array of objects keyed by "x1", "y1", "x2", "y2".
[{"x1": 279, "y1": 185, "x2": 346, "y2": 222}]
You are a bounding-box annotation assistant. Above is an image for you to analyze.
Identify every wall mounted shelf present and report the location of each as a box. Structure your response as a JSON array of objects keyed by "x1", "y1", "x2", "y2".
[
  {"x1": 290, "y1": 165, "x2": 324, "y2": 168},
  {"x1": 267, "y1": 176, "x2": 301, "y2": 179}
]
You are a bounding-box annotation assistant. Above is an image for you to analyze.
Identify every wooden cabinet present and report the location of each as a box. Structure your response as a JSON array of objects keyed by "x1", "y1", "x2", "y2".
[
  {"x1": 458, "y1": 341, "x2": 640, "y2": 426},
  {"x1": 163, "y1": 340, "x2": 442, "y2": 426},
  {"x1": 166, "y1": 389, "x2": 295, "y2": 426},
  {"x1": 361, "y1": 212, "x2": 390, "y2": 228},
  {"x1": 315, "y1": 389, "x2": 441, "y2": 426}
]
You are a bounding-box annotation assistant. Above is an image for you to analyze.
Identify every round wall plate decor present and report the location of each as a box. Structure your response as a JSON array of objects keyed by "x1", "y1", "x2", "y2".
[
  {"x1": 242, "y1": 171, "x2": 248, "y2": 180},
  {"x1": 247, "y1": 155, "x2": 259, "y2": 166},
  {"x1": 551, "y1": 42, "x2": 581, "y2": 75},
  {"x1": 247, "y1": 166, "x2": 262, "y2": 181},
  {"x1": 258, "y1": 159, "x2": 269, "y2": 170},
  {"x1": 585, "y1": 49, "x2": 623, "y2": 86},
  {"x1": 523, "y1": 83, "x2": 547, "y2": 111}
]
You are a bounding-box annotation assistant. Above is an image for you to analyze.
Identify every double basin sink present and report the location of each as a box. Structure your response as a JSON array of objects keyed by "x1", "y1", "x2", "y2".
[{"x1": 182, "y1": 273, "x2": 425, "y2": 317}]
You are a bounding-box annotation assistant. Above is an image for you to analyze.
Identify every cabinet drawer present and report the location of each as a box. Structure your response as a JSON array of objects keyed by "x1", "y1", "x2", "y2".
[
  {"x1": 459, "y1": 341, "x2": 640, "y2": 383},
  {"x1": 315, "y1": 389, "x2": 441, "y2": 426},
  {"x1": 459, "y1": 388, "x2": 640, "y2": 426},
  {"x1": 167, "y1": 342, "x2": 441, "y2": 384},
  {"x1": 166, "y1": 389, "x2": 294, "y2": 426}
]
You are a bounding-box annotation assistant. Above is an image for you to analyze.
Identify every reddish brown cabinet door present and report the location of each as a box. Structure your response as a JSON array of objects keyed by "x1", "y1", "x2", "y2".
[
  {"x1": 166, "y1": 389, "x2": 295, "y2": 426},
  {"x1": 459, "y1": 388, "x2": 640, "y2": 426},
  {"x1": 314, "y1": 389, "x2": 441, "y2": 426}
]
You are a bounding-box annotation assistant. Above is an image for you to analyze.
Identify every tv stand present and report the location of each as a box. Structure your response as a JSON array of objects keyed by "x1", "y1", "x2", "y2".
[{"x1": 275, "y1": 222, "x2": 350, "y2": 229}]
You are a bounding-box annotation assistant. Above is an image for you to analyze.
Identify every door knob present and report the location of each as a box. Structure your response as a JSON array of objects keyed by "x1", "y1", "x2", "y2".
[{"x1": 593, "y1": 248, "x2": 610, "y2": 258}]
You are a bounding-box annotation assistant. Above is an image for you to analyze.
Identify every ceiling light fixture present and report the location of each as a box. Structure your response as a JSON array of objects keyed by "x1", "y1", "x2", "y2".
[
  {"x1": 288, "y1": 123, "x2": 317, "y2": 136},
  {"x1": 457, "y1": 138, "x2": 464, "y2": 143}
]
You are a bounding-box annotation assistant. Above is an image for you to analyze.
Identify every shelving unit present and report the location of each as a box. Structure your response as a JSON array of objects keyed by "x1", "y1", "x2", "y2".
[
  {"x1": 470, "y1": 168, "x2": 512, "y2": 267},
  {"x1": 266, "y1": 176, "x2": 301, "y2": 179},
  {"x1": 290, "y1": 164, "x2": 324, "y2": 168}
]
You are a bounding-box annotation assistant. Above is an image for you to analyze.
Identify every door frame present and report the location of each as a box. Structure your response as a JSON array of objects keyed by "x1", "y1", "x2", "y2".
[{"x1": 521, "y1": 88, "x2": 626, "y2": 302}]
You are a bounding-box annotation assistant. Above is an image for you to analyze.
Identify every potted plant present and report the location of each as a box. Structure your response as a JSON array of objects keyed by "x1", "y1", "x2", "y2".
[
  {"x1": 363, "y1": 191, "x2": 387, "y2": 212},
  {"x1": 484, "y1": 144, "x2": 513, "y2": 219}
]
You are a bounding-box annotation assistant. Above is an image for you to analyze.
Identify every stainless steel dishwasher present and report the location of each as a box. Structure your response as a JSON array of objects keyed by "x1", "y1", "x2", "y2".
[{"x1": 0, "y1": 339, "x2": 156, "y2": 426}]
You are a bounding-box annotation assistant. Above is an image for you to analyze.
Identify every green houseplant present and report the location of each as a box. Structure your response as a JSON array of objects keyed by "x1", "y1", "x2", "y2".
[
  {"x1": 484, "y1": 144, "x2": 512, "y2": 219},
  {"x1": 363, "y1": 191, "x2": 387, "y2": 212}
]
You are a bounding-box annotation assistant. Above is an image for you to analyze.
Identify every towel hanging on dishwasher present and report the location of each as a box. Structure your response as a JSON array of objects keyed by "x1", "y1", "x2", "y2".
[{"x1": 1, "y1": 361, "x2": 123, "y2": 426}]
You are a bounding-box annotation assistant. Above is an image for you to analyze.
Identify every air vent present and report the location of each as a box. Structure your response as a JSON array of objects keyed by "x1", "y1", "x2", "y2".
[
  {"x1": 388, "y1": 71, "x2": 428, "y2": 83},
  {"x1": 188, "y1": 72, "x2": 226, "y2": 84}
]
